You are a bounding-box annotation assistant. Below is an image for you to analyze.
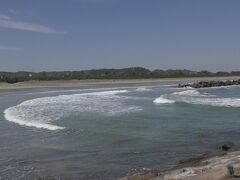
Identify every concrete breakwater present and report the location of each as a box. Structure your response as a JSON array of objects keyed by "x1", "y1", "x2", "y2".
[{"x1": 178, "y1": 79, "x2": 240, "y2": 88}]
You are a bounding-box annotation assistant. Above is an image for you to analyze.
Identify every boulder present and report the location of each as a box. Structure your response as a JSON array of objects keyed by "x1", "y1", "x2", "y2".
[
  {"x1": 222, "y1": 142, "x2": 236, "y2": 151},
  {"x1": 228, "y1": 164, "x2": 240, "y2": 177},
  {"x1": 185, "y1": 166, "x2": 230, "y2": 180},
  {"x1": 119, "y1": 170, "x2": 158, "y2": 180}
]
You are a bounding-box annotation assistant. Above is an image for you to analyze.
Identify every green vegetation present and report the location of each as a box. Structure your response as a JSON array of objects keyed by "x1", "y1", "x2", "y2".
[{"x1": 0, "y1": 67, "x2": 239, "y2": 83}]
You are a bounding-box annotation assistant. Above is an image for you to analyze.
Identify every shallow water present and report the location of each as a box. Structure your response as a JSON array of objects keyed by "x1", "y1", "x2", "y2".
[{"x1": 1, "y1": 84, "x2": 240, "y2": 179}]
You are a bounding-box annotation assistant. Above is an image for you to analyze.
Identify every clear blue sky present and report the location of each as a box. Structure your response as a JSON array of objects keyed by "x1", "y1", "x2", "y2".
[{"x1": 0, "y1": 0, "x2": 240, "y2": 72}]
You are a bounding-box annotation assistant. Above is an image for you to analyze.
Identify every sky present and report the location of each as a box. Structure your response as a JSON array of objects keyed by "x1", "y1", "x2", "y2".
[{"x1": 0, "y1": 0, "x2": 240, "y2": 72}]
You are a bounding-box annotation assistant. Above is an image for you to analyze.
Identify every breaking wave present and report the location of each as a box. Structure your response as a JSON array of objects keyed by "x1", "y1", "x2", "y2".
[
  {"x1": 135, "y1": 87, "x2": 152, "y2": 92},
  {"x1": 4, "y1": 90, "x2": 142, "y2": 131},
  {"x1": 153, "y1": 96, "x2": 176, "y2": 104},
  {"x1": 185, "y1": 97, "x2": 240, "y2": 107},
  {"x1": 154, "y1": 89, "x2": 240, "y2": 107},
  {"x1": 172, "y1": 89, "x2": 201, "y2": 96}
]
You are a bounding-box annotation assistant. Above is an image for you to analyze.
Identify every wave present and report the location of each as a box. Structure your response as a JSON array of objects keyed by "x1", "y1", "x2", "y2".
[
  {"x1": 153, "y1": 96, "x2": 240, "y2": 107},
  {"x1": 154, "y1": 89, "x2": 240, "y2": 107},
  {"x1": 153, "y1": 96, "x2": 176, "y2": 104},
  {"x1": 4, "y1": 90, "x2": 141, "y2": 131},
  {"x1": 3, "y1": 108, "x2": 64, "y2": 130},
  {"x1": 179, "y1": 97, "x2": 240, "y2": 107},
  {"x1": 135, "y1": 87, "x2": 152, "y2": 92},
  {"x1": 170, "y1": 86, "x2": 193, "y2": 90},
  {"x1": 24, "y1": 83, "x2": 177, "y2": 96},
  {"x1": 24, "y1": 87, "x2": 126, "y2": 95},
  {"x1": 172, "y1": 89, "x2": 201, "y2": 96},
  {"x1": 172, "y1": 89, "x2": 213, "y2": 97}
]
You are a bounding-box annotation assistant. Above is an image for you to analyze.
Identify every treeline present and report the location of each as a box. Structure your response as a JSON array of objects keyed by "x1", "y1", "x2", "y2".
[{"x1": 0, "y1": 67, "x2": 240, "y2": 84}]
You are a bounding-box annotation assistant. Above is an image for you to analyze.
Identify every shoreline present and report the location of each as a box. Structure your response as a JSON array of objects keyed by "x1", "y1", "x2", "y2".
[
  {"x1": 120, "y1": 143, "x2": 240, "y2": 180},
  {"x1": 1, "y1": 76, "x2": 240, "y2": 92},
  {"x1": 2, "y1": 76, "x2": 240, "y2": 179}
]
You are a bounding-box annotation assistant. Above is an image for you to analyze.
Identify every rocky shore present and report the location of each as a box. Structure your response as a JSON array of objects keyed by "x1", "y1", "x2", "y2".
[
  {"x1": 178, "y1": 79, "x2": 240, "y2": 88},
  {"x1": 120, "y1": 143, "x2": 240, "y2": 180}
]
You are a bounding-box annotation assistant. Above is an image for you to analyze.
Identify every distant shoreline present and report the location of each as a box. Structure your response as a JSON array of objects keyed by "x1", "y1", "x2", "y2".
[{"x1": 0, "y1": 76, "x2": 240, "y2": 92}]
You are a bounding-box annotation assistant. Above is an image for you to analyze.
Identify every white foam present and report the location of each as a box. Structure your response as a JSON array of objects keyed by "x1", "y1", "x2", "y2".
[
  {"x1": 172, "y1": 89, "x2": 201, "y2": 96},
  {"x1": 170, "y1": 86, "x2": 193, "y2": 90},
  {"x1": 171, "y1": 89, "x2": 240, "y2": 107},
  {"x1": 154, "y1": 89, "x2": 240, "y2": 107},
  {"x1": 24, "y1": 87, "x2": 125, "y2": 95},
  {"x1": 4, "y1": 108, "x2": 64, "y2": 130},
  {"x1": 24, "y1": 84, "x2": 176, "y2": 96},
  {"x1": 4, "y1": 90, "x2": 141, "y2": 131},
  {"x1": 135, "y1": 87, "x2": 152, "y2": 92},
  {"x1": 153, "y1": 96, "x2": 176, "y2": 104},
  {"x1": 180, "y1": 97, "x2": 240, "y2": 107}
]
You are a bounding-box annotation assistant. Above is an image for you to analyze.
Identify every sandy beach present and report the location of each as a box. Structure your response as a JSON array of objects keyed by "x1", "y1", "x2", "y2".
[{"x1": 1, "y1": 76, "x2": 240, "y2": 92}]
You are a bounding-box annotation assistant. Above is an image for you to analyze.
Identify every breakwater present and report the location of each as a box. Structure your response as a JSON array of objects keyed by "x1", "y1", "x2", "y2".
[{"x1": 178, "y1": 79, "x2": 240, "y2": 88}]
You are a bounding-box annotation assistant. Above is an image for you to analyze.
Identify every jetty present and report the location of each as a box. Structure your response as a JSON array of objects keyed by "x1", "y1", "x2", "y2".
[{"x1": 178, "y1": 79, "x2": 240, "y2": 88}]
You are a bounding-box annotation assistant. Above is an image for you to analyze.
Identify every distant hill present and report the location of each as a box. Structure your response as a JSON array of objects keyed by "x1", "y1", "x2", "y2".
[{"x1": 0, "y1": 67, "x2": 240, "y2": 83}]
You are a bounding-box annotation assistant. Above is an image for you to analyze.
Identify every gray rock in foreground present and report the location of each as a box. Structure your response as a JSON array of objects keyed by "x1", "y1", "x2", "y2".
[{"x1": 120, "y1": 144, "x2": 240, "y2": 180}]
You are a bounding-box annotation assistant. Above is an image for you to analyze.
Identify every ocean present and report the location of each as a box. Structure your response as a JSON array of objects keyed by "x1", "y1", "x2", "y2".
[{"x1": 1, "y1": 84, "x2": 240, "y2": 179}]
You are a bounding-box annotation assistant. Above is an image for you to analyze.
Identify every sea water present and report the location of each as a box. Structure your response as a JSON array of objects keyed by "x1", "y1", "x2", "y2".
[{"x1": 0, "y1": 84, "x2": 240, "y2": 179}]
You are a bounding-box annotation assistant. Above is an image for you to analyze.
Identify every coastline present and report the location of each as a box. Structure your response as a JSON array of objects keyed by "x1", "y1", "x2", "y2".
[
  {"x1": 1, "y1": 76, "x2": 240, "y2": 92},
  {"x1": 120, "y1": 144, "x2": 240, "y2": 180},
  {"x1": 2, "y1": 76, "x2": 240, "y2": 179}
]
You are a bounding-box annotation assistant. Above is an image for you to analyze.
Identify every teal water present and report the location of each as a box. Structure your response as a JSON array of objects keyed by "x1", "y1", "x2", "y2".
[{"x1": 1, "y1": 85, "x2": 240, "y2": 179}]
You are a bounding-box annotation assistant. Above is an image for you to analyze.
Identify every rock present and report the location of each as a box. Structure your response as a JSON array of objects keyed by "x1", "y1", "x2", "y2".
[
  {"x1": 185, "y1": 166, "x2": 230, "y2": 180},
  {"x1": 119, "y1": 170, "x2": 158, "y2": 180},
  {"x1": 228, "y1": 164, "x2": 240, "y2": 177},
  {"x1": 177, "y1": 151, "x2": 226, "y2": 167},
  {"x1": 222, "y1": 142, "x2": 236, "y2": 151},
  {"x1": 178, "y1": 79, "x2": 240, "y2": 89},
  {"x1": 120, "y1": 144, "x2": 240, "y2": 180},
  {"x1": 152, "y1": 166, "x2": 230, "y2": 180}
]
